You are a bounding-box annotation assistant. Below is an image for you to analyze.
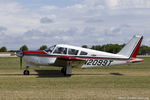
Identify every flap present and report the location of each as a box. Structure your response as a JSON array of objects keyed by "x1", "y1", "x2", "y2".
[{"x1": 55, "y1": 56, "x2": 86, "y2": 68}]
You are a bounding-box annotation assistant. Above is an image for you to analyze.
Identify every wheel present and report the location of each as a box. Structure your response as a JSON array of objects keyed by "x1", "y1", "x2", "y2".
[
  {"x1": 64, "y1": 73, "x2": 72, "y2": 77},
  {"x1": 65, "y1": 74, "x2": 72, "y2": 77},
  {"x1": 23, "y1": 70, "x2": 30, "y2": 75},
  {"x1": 63, "y1": 67, "x2": 72, "y2": 77},
  {"x1": 63, "y1": 70, "x2": 71, "y2": 77},
  {"x1": 61, "y1": 68, "x2": 65, "y2": 73}
]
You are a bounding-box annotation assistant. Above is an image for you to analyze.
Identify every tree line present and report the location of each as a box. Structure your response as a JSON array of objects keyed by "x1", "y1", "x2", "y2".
[
  {"x1": 1, "y1": 44, "x2": 150, "y2": 55},
  {"x1": 82, "y1": 44, "x2": 150, "y2": 55},
  {"x1": 1, "y1": 45, "x2": 48, "y2": 52}
]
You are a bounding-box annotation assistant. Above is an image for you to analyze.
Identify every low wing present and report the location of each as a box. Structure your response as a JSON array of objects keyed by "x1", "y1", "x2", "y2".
[{"x1": 54, "y1": 56, "x2": 86, "y2": 68}]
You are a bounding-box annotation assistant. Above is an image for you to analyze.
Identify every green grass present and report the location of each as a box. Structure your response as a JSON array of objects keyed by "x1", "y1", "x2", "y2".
[{"x1": 0, "y1": 57, "x2": 150, "y2": 100}]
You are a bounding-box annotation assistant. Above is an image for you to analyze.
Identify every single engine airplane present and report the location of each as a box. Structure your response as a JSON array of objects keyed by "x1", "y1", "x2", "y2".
[{"x1": 16, "y1": 35, "x2": 143, "y2": 76}]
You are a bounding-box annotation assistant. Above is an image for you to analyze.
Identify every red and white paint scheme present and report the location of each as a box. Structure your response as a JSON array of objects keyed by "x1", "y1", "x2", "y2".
[{"x1": 17, "y1": 35, "x2": 144, "y2": 76}]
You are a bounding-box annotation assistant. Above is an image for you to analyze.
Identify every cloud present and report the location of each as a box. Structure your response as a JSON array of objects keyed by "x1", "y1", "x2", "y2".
[
  {"x1": 0, "y1": 0, "x2": 149, "y2": 50},
  {"x1": 40, "y1": 17, "x2": 53, "y2": 24},
  {"x1": 104, "y1": 24, "x2": 131, "y2": 36},
  {"x1": 83, "y1": 0, "x2": 150, "y2": 9},
  {"x1": 0, "y1": 0, "x2": 22, "y2": 14},
  {"x1": 0, "y1": 26, "x2": 7, "y2": 32},
  {"x1": 85, "y1": 18, "x2": 103, "y2": 23},
  {"x1": 106, "y1": 0, "x2": 150, "y2": 9},
  {"x1": 41, "y1": 5, "x2": 57, "y2": 10}
]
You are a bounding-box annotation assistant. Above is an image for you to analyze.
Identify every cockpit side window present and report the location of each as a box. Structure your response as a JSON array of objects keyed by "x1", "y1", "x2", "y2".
[
  {"x1": 53, "y1": 47, "x2": 67, "y2": 54},
  {"x1": 80, "y1": 51, "x2": 88, "y2": 55},
  {"x1": 68, "y1": 49, "x2": 78, "y2": 55}
]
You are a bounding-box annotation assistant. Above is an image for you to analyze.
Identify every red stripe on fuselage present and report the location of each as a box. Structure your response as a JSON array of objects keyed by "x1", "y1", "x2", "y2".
[
  {"x1": 23, "y1": 51, "x2": 47, "y2": 55},
  {"x1": 57, "y1": 56, "x2": 84, "y2": 61}
]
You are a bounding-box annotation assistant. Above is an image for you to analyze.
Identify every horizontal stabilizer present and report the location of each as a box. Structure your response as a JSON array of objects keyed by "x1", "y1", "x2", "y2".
[{"x1": 130, "y1": 58, "x2": 144, "y2": 63}]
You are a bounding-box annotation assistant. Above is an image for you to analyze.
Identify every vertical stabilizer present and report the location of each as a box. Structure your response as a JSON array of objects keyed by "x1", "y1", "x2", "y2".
[{"x1": 118, "y1": 35, "x2": 143, "y2": 58}]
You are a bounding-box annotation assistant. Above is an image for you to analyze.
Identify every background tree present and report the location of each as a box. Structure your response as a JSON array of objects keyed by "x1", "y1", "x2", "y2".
[
  {"x1": 20, "y1": 45, "x2": 28, "y2": 51},
  {"x1": 91, "y1": 45, "x2": 103, "y2": 51},
  {"x1": 82, "y1": 45, "x2": 88, "y2": 48},
  {"x1": 0, "y1": 46, "x2": 7, "y2": 52},
  {"x1": 139, "y1": 45, "x2": 150, "y2": 55},
  {"x1": 39, "y1": 45, "x2": 48, "y2": 50},
  {"x1": 91, "y1": 44, "x2": 125, "y2": 53}
]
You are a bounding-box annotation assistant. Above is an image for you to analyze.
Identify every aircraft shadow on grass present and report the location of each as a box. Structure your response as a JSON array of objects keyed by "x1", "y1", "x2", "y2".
[
  {"x1": 110, "y1": 73, "x2": 124, "y2": 76},
  {"x1": 35, "y1": 70, "x2": 65, "y2": 78},
  {"x1": 0, "y1": 74, "x2": 24, "y2": 76},
  {"x1": 35, "y1": 70, "x2": 124, "y2": 78},
  {"x1": 34, "y1": 70, "x2": 109, "y2": 78},
  {"x1": 73, "y1": 73, "x2": 124, "y2": 76}
]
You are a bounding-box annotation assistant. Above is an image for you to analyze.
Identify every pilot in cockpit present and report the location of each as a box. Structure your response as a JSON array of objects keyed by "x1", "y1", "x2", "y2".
[{"x1": 58, "y1": 47, "x2": 66, "y2": 54}]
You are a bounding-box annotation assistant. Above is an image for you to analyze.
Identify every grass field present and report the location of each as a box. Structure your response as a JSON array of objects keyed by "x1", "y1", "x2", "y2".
[{"x1": 0, "y1": 57, "x2": 149, "y2": 100}]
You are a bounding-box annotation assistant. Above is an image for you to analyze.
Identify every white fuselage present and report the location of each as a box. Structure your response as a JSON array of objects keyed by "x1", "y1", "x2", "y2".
[{"x1": 23, "y1": 46, "x2": 131, "y2": 68}]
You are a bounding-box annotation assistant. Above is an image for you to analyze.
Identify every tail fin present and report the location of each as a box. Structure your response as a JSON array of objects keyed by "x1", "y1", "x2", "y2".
[{"x1": 118, "y1": 35, "x2": 143, "y2": 59}]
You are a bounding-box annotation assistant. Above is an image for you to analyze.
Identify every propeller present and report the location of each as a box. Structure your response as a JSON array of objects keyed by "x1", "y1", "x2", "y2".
[
  {"x1": 16, "y1": 50, "x2": 24, "y2": 70},
  {"x1": 20, "y1": 56, "x2": 23, "y2": 69}
]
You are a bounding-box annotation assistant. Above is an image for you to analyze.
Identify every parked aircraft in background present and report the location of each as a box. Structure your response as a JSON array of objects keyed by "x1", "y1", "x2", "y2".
[{"x1": 17, "y1": 35, "x2": 143, "y2": 76}]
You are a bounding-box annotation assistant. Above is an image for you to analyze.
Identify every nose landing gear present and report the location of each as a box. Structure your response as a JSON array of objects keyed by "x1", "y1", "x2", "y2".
[{"x1": 23, "y1": 66, "x2": 30, "y2": 75}]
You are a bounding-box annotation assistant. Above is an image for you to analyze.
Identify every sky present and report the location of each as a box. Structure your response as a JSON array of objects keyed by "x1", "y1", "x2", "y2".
[{"x1": 0, "y1": 0, "x2": 150, "y2": 50}]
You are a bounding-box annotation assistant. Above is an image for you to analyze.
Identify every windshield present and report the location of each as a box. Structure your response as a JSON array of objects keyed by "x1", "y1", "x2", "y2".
[{"x1": 44, "y1": 45, "x2": 56, "y2": 53}]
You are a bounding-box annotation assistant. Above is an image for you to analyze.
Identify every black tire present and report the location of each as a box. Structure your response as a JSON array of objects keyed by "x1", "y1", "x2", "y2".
[
  {"x1": 61, "y1": 68, "x2": 65, "y2": 73},
  {"x1": 23, "y1": 70, "x2": 30, "y2": 75},
  {"x1": 63, "y1": 68, "x2": 71, "y2": 77},
  {"x1": 64, "y1": 74, "x2": 72, "y2": 77}
]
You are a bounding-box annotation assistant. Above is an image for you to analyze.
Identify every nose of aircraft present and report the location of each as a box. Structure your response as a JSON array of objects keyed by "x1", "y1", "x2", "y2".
[{"x1": 16, "y1": 51, "x2": 23, "y2": 57}]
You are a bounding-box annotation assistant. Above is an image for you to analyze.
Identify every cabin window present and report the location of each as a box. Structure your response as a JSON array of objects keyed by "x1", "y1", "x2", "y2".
[
  {"x1": 53, "y1": 47, "x2": 67, "y2": 54},
  {"x1": 68, "y1": 49, "x2": 78, "y2": 55},
  {"x1": 80, "y1": 51, "x2": 88, "y2": 55}
]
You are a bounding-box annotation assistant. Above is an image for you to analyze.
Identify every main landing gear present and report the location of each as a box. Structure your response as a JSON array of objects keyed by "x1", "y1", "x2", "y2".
[
  {"x1": 61, "y1": 61, "x2": 72, "y2": 77},
  {"x1": 23, "y1": 66, "x2": 30, "y2": 75},
  {"x1": 23, "y1": 61, "x2": 72, "y2": 76},
  {"x1": 61, "y1": 67, "x2": 71, "y2": 76}
]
